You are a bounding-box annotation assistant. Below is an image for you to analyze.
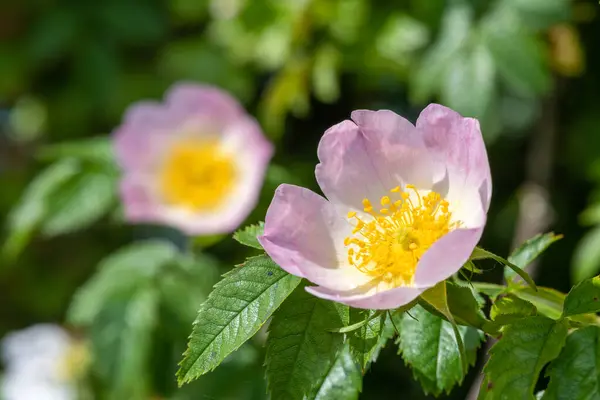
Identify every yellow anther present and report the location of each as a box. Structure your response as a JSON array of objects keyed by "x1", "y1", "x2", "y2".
[{"x1": 343, "y1": 185, "x2": 459, "y2": 288}]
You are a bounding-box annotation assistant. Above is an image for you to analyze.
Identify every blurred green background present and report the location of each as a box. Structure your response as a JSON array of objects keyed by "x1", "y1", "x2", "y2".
[{"x1": 1, "y1": 0, "x2": 599, "y2": 399}]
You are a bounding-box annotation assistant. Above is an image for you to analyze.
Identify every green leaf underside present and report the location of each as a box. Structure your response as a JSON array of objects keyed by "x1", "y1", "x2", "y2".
[
  {"x1": 233, "y1": 222, "x2": 265, "y2": 250},
  {"x1": 506, "y1": 232, "x2": 562, "y2": 282},
  {"x1": 543, "y1": 326, "x2": 600, "y2": 399},
  {"x1": 446, "y1": 282, "x2": 488, "y2": 329},
  {"x1": 177, "y1": 255, "x2": 301, "y2": 384},
  {"x1": 562, "y1": 276, "x2": 600, "y2": 317},
  {"x1": 480, "y1": 316, "x2": 568, "y2": 399},
  {"x1": 347, "y1": 309, "x2": 387, "y2": 371},
  {"x1": 398, "y1": 305, "x2": 483, "y2": 396},
  {"x1": 265, "y1": 285, "x2": 356, "y2": 400}
]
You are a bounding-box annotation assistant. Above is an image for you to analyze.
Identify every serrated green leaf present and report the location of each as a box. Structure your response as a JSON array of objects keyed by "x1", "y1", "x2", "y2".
[
  {"x1": 347, "y1": 309, "x2": 386, "y2": 371},
  {"x1": 420, "y1": 282, "x2": 469, "y2": 374},
  {"x1": 312, "y1": 343, "x2": 362, "y2": 400},
  {"x1": 41, "y1": 169, "x2": 116, "y2": 236},
  {"x1": 543, "y1": 326, "x2": 600, "y2": 400},
  {"x1": 490, "y1": 294, "x2": 537, "y2": 325},
  {"x1": 2, "y1": 159, "x2": 80, "y2": 260},
  {"x1": 68, "y1": 240, "x2": 178, "y2": 325},
  {"x1": 397, "y1": 305, "x2": 483, "y2": 396},
  {"x1": 505, "y1": 232, "x2": 562, "y2": 282},
  {"x1": 480, "y1": 316, "x2": 567, "y2": 399},
  {"x1": 562, "y1": 276, "x2": 600, "y2": 317},
  {"x1": 177, "y1": 255, "x2": 301, "y2": 384},
  {"x1": 511, "y1": 286, "x2": 564, "y2": 320},
  {"x1": 233, "y1": 222, "x2": 264, "y2": 250},
  {"x1": 572, "y1": 227, "x2": 600, "y2": 283},
  {"x1": 446, "y1": 281, "x2": 488, "y2": 329},
  {"x1": 265, "y1": 285, "x2": 353, "y2": 400}
]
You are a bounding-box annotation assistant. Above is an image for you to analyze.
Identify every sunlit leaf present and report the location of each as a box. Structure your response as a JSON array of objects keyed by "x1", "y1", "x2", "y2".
[
  {"x1": 177, "y1": 255, "x2": 301, "y2": 384},
  {"x1": 544, "y1": 326, "x2": 600, "y2": 399},
  {"x1": 490, "y1": 294, "x2": 537, "y2": 325},
  {"x1": 480, "y1": 316, "x2": 567, "y2": 399},
  {"x1": 572, "y1": 227, "x2": 600, "y2": 283},
  {"x1": 505, "y1": 232, "x2": 562, "y2": 282},
  {"x1": 562, "y1": 276, "x2": 600, "y2": 317},
  {"x1": 397, "y1": 305, "x2": 483, "y2": 396},
  {"x1": 265, "y1": 285, "x2": 355, "y2": 400},
  {"x1": 233, "y1": 222, "x2": 264, "y2": 250}
]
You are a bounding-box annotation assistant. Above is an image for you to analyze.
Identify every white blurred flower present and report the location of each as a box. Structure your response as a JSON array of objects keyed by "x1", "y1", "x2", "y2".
[{"x1": 1, "y1": 324, "x2": 84, "y2": 400}]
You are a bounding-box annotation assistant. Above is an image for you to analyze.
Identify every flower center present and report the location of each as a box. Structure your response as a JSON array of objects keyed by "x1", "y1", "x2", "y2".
[
  {"x1": 160, "y1": 139, "x2": 236, "y2": 211},
  {"x1": 344, "y1": 184, "x2": 460, "y2": 287}
]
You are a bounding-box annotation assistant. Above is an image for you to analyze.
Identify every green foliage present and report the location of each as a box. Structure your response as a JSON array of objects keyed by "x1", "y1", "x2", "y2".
[
  {"x1": 3, "y1": 137, "x2": 119, "y2": 261},
  {"x1": 490, "y1": 294, "x2": 537, "y2": 325},
  {"x1": 572, "y1": 226, "x2": 600, "y2": 283},
  {"x1": 506, "y1": 232, "x2": 563, "y2": 282},
  {"x1": 347, "y1": 309, "x2": 388, "y2": 371},
  {"x1": 480, "y1": 316, "x2": 568, "y2": 399},
  {"x1": 471, "y1": 247, "x2": 537, "y2": 290},
  {"x1": 265, "y1": 284, "x2": 360, "y2": 400},
  {"x1": 446, "y1": 281, "x2": 488, "y2": 329},
  {"x1": 233, "y1": 222, "x2": 265, "y2": 250},
  {"x1": 562, "y1": 276, "x2": 600, "y2": 317},
  {"x1": 397, "y1": 305, "x2": 483, "y2": 396},
  {"x1": 544, "y1": 326, "x2": 600, "y2": 399},
  {"x1": 177, "y1": 255, "x2": 302, "y2": 384}
]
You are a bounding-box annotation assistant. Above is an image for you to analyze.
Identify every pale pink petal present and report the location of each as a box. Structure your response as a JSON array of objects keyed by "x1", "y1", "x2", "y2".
[
  {"x1": 165, "y1": 83, "x2": 245, "y2": 127},
  {"x1": 417, "y1": 104, "x2": 492, "y2": 211},
  {"x1": 351, "y1": 110, "x2": 436, "y2": 189},
  {"x1": 119, "y1": 176, "x2": 161, "y2": 222},
  {"x1": 306, "y1": 285, "x2": 424, "y2": 310},
  {"x1": 315, "y1": 120, "x2": 388, "y2": 212},
  {"x1": 258, "y1": 184, "x2": 371, "y2": 290},
  {"x1": 414, "y1": 226, "x2": 485, "y2": 287}
]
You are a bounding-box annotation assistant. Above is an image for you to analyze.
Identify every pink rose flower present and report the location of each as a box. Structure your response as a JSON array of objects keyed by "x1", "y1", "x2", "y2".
[
  {"x1": 113, "y1": 83, "x2": 273, "y2": 235},
  {"x1": 259, "y1": 105, "x2": 491, "y2": 309}
]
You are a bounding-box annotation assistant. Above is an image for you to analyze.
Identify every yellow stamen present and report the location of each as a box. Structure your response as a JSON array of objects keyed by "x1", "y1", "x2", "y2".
[
  {"x1": 160, "y1": 139, "x2": 236, "y2": 211},
  {"x1": 344, "y1": 185, "x2": 461, "y2": 287}
]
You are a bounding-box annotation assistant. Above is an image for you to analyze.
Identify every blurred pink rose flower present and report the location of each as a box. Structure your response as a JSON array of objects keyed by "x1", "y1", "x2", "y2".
[
  {"x1": 113, "y1": 83, "x2": 273, "y2": 235},
  {"x1": 259, "y1": 105, "x2": 491, "y2": 309}
]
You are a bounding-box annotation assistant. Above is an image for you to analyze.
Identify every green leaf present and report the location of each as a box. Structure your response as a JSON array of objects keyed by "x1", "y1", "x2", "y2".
[
  {"x1": 471, "y1": 247, "x2": 537, "y2": 290},
  {"x1": 481, "y1": 316, "x2": 567, "y2": 399},
  {"x1": 411, "y1": 3, "x2": 472, "y2": 102},
  {"x1": 572, "y1": 227, "x2": 600, "y2": 283},
  {"x1": 562, "y1": 276, "x2": 600, "y2": 317},
  {"x1": 265, "y1": 285, "x2": 356, "y2": 400},
  {"x1": 490, "y1": 294, "x2": 537, "y2": 325},
  {"x1": 233, "y1": 222, "x2": 265, "y2": 250},
  {"x1": 481, "y1": 6, "x2": 551, "y2": 96},
  {"x1": 441, "y1": 40, "x2": 495, "y2": 118},
  {"x1": 507, "y1": 0, "x2": 569, "y2": 30},
  {"x1": 505, "y1": 232, "x2": 562, "y2": 282},
  {"x1": 38, "y1": 136, "x2": 116, "y2": 167},
  {"x1": 397, "y1": 305, "x2": 483, "y2": 396},
  {"x1": 91, "y1": 286, "x2": 159, "y2": 400},
  {"x1": 312, "y1": 343, "x2": 362, "y2": 400},
  {"x1": 312, "y1": 43, "x2": 341, "y2": 104},
  {"x1": 511, "y1": 286, "x2": 564, "y2": 320},
  {"x1": 446, "y1": 281, "x2": 488, "y2": 329},
  {"x1": 543, "y1": 326, "x2": 600, "y2": 400},
  {"x1": 41, "y1": 169, "x2": 116, "y2": 236},
  {"x1": 347, "y1": 309, "x2": 387, "y2": 371},
  {"x1": 2, "y1": 159, "x2": 80, "y2": 260},
  {"x1": 177, "y1": 255, "x2": 301, "y2": 384},
  {"x1": 420, "y1": 282, "x2": 469, "y2": 377},
  {"x1": 68, "y1": 240, "x2": 179, "y2": 325}
]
